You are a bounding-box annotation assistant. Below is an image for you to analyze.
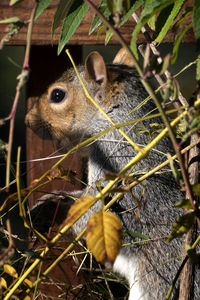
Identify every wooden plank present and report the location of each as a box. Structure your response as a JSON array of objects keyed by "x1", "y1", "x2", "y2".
[
  {"x1": 26, "y1": 45, "x2": 84, "y2": 208},
  {"x1": 33, "y1": 238, "x2": 86, "y2": 299},
  {"x1": 0, "y1": 0, "x2": 195, "y2": 46},
  {"x1": 26, "y1": 107, "x2": 84, "y2": 208},
  {"x1": 25, "y1": 45, "x2": 88, "y2": 299}
]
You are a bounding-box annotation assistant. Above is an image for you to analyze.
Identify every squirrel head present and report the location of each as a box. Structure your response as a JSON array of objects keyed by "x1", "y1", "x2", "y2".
[{"x1": 25, "y1": 49, "x2": 135, "y2": 151}]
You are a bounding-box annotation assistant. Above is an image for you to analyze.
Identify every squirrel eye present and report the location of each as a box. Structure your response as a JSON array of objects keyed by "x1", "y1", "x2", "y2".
[{"x1": 49, "y1": 88, "x2": 67, "y2": 104}]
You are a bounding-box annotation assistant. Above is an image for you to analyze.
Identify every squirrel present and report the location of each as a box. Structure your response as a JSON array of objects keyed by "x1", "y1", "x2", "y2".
[{"x1": 25, "y1": 49, "x2": 199, "y2": 299}]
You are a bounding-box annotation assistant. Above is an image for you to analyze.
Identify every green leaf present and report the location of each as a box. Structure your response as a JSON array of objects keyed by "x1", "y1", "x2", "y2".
[
  {"x1": 155, "y1": 0, "x2": 185, "y2": 44},
  {"x1": 191, "y1": 115, "x2": 200, "y2": 129},
  {"x1": 193, "y1": 0, "x2": 200, "y2": 40},
  {"x1": 158, "y1": 53, "x2": 171, "y2": 74},
  {"x1": 131, "y1": 0, "x2": 174, "y2": 58},
  {"x1": 171, "y1": 22, "x2": 192, "y2": 64},
  {"x1": 89, "y1": 0, "x2": 111, "y2": 35},
  {"x1": 35, "y1": 0, "x2": 54, "y2": 21},
  {"x1": 167, "y1": 212, "x2": 196, "y2": 243},
  {"x1": 192, "y1": 184, "x2": 200, "y2": 196},
  {"x1": 148, "y1": 14, "x2": 156, "y2": 30},
  {"x1": 52, "y1": 0, "x2": 76, "y2": 38},
  {"x1": 0, "y1": 17, "x2": 20, "y2": 24},
  {"x1": 105, "y1": 28, "x2": 113, "y2": 44},
  {"x1": 143, "y1": 44, "x2": 150, "y2": 69},
  {"x1": 125, "y1": 231, "x2": 149, "y2": 240},
  {"x1": 149, "y1": 123, "x2": 162, "y2": 129},
  {"x1": 196, "y1": 54, "x2": 200, "y2": 81},
  {"x1": 134, "y1": 124, "x2": 150, "y2": 135},
  {"x1": 107, "y1": 0, "x2": 123, "y2": 14},
  {"x1": 121, "y1": 0, "x2": 144, "y2": 26},
  {"x1": 167, "y1": 153, "x2": 180, "y2": 181},
  {"x1": 153, "y1": 3, "x2": 173, "y2": 39},
  {"x1": 175, "y1": 199, "x2": 193, "y2": 210},
  {"x1": 17, "y1": 70, "x2": 29, "y2": 81},
  {"x1": 58, "y1": 2, "x2": 89, "y2": 55},
  {"x1": 185, "y1": 245, "x2": 200, "y2": 265},
  {"x1": 97, "y1": 24, "x2": 107, "y2": 38},
  {"x1": 174, "y1": 6, "x2": 192, "y2": 29},
  {"x1": 105, "y1": 0, "x2": 143, "y2": 44}
]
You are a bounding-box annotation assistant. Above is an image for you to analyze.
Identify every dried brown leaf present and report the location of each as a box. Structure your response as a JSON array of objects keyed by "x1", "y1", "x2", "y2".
[
  {"x1": 86, "y1": 211, "x2": 122, "y2": 264},
  {"x1": 0, "y1": 277, "x2": 7, "y2": 289},
  {"x1": 3, "y1": 264, "x2": 18, "y2": 278},
  {"x1": 63, "y1": 195, "x2": 96, "y2": 227}
]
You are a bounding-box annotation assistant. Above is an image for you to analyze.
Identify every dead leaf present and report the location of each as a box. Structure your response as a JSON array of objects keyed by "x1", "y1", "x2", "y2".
[
  {"x1": 23, "y1": 278, "x2": 33, "y2": 288},
  {"x1": 86, "y1": 211, "x2": 122, "y2": 265},
  {"x1": 23, "y1": 296, "x2": 31, "y2": 300},
  {"x1": 63, "y1": 195, "x2": 96, "y2": 227},
  {"x1": 47, "y1": 166, "x2": 77, "y2": 184},
  {"x1": 0, "y1": 277, "x2": 7, "y2": 289},
  {"x1": 0, "y1": 190, "x2": 28, "y2": 211},
  {"x1": 3, "y1": 264, "x2": 18, "y2": 278}
]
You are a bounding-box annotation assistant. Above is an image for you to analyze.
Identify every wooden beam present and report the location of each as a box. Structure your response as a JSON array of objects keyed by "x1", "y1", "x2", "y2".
[{"x1": 0, "y1": 0, "x2": 195, "y2": 46}]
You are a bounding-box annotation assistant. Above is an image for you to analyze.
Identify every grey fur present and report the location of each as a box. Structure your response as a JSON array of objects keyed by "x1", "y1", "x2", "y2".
[
  {"x1": 72, "y1": 65, "x2": 185, "y2": 299},
  {"x1": 26, "y1": 55, "x2": 199, "y2": 300}
]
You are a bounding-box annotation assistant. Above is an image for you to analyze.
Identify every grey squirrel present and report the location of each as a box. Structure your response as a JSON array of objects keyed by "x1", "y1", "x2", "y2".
[{"x1": 25, "y1": 49, "x2": 199, "y2": 299}]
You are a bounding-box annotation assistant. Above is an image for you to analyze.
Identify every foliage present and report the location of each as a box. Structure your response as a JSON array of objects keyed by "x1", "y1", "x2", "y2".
[
  {"x1": 25, "y1": 0, "x2": 200, "y2": 78},
  {"x1": 0, "y1": 0, "x2": 200, "y2": 299}
]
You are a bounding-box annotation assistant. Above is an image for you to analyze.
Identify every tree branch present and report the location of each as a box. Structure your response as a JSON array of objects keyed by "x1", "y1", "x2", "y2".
[{"x1": 5, "y1": 3, "x2": 37, "y2": 190}]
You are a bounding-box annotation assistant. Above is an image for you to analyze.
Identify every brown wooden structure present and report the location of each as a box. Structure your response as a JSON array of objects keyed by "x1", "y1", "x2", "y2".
[{"x1": 0, "y1": 0, "x2": 195, "y2": 46}]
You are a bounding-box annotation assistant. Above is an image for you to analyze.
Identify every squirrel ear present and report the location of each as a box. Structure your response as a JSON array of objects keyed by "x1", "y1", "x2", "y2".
[
  {"x1": 113, "y1": 48, "x2": 134, "y2": 67},
  {"x1": 85, "y1": 51, "x2": 107, "y2": 86}
]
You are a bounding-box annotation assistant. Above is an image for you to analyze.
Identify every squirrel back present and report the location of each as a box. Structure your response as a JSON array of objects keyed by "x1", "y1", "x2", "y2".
[{"x1": 25, "y1": 49, "x2": 199, "y2": 299}]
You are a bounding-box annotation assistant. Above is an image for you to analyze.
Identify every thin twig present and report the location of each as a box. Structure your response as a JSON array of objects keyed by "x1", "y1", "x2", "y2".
[
  {"x1": 5, "y1": 3, "x2": 37, "y2": 190},
  {"x1": 132, "y1": 12, "x2": 188, "y2": 107},
  {"x1": 0, "y1": 219, "x2": 13, "y2": 260},
  {"x1": 179, "y1": 133, "x2": 200, "y2": 300}
]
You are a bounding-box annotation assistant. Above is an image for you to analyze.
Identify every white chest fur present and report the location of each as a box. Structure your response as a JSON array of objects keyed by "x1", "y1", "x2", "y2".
[{"x1": 113, "y1": 253, "x2": 144, "y2": 300}]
